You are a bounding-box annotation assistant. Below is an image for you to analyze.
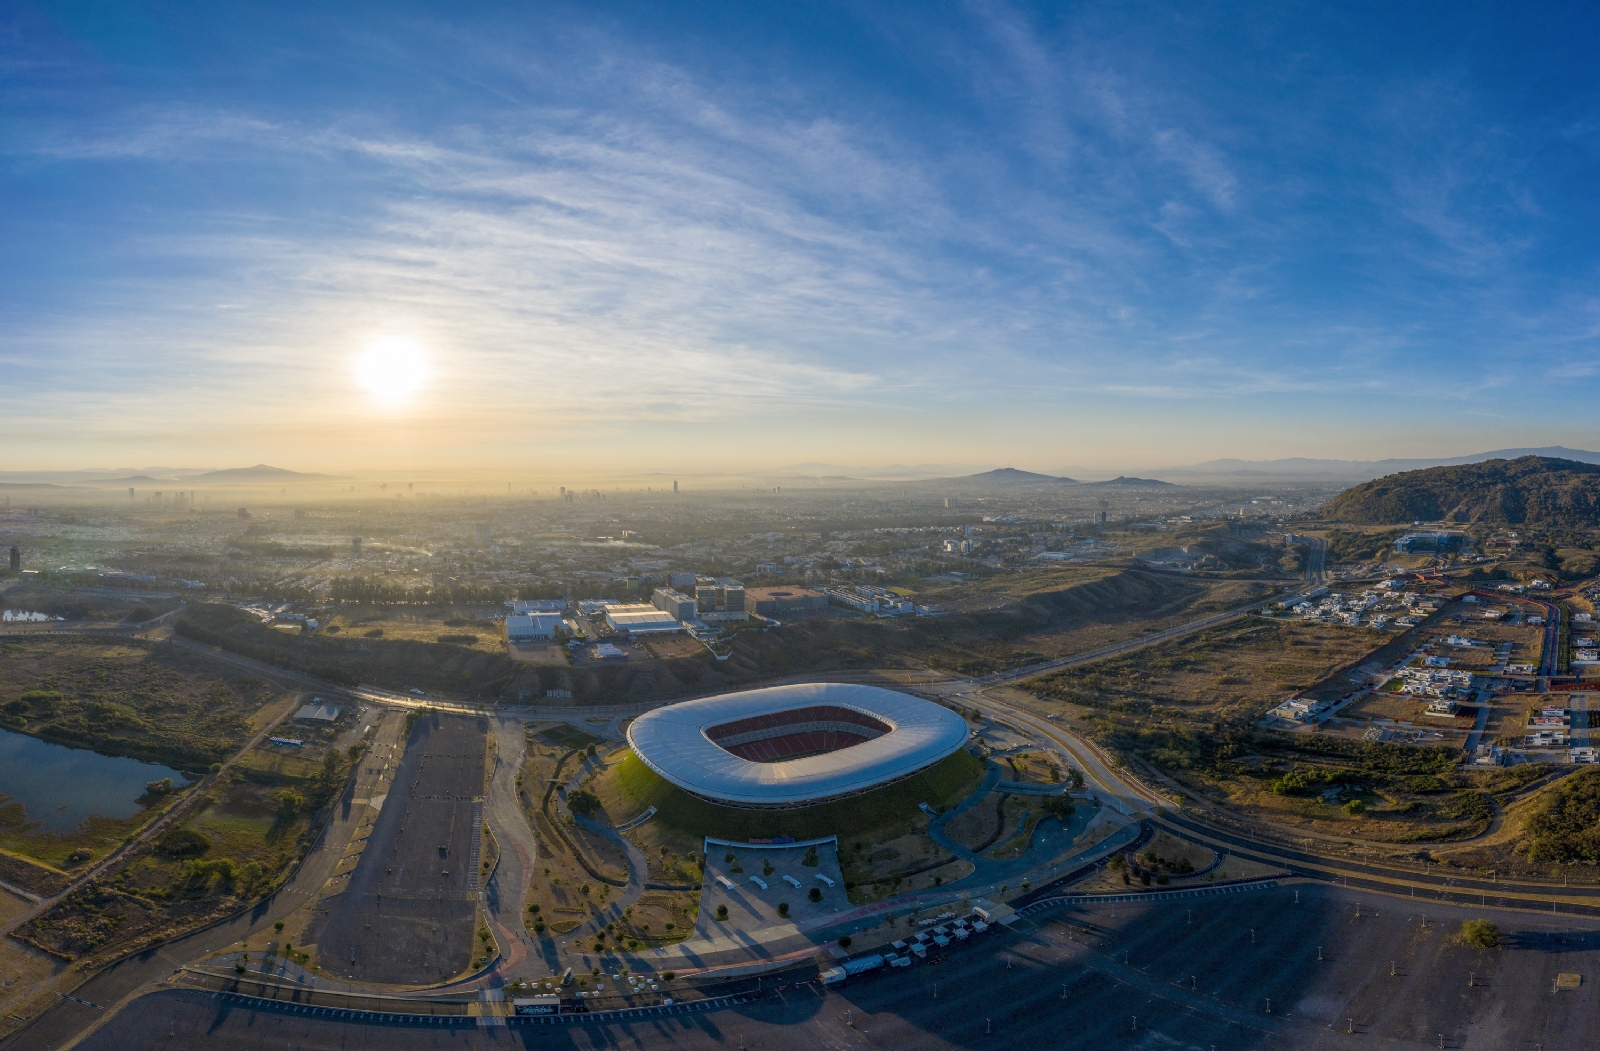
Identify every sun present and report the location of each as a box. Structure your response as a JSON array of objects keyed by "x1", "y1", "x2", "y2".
[{"x1": 355, "y1": 336, "x2": 429, "y2": 404}]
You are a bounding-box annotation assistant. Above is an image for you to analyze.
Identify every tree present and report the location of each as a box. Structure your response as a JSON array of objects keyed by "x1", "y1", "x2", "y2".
[
  {"x1": 276, "y1": 789, "x2": 302, "y2": 818},
  {"x1": 808, "y1": 887, "x2": 823, "y2": 902},
  {"x1": 1343, "y1": 799, "x2": 1366, "y2": 816},
  {"x1": 567, "y1": 789, "x2": 601, "y2": 817},
  {"x1": 716, "y1": 904, "x2": 728, "y2": 920},
  {"x1": 777, "y1": 902, "x2": 790, "y2": 918},
  {"x1": 1460, "y1": 920, "x2": 1500, "y2": 948}
]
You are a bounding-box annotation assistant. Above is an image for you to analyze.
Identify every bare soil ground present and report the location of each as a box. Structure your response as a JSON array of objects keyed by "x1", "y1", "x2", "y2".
[
  {"x1": 636, "y1": 636, "x2": 705, "y2": 660},
  {"x1": 0, "y1": 888, "x2": 68, "y2": 1039},
  {"x1": 324, "y1": 607, "x2": 507, "y2": 656},
  {"x1": 1026, "y1": 618, "x2": 1388, "y2": 730}
]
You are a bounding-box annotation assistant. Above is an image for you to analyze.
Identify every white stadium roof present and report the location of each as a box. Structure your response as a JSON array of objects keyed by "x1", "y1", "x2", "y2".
[{"x1": 626, "y1": 683, "x2": 970, "y2": 807}]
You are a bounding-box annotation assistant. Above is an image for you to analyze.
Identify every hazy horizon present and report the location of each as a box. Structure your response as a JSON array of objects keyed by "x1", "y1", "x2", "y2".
[{"x1": 5, "y1": 2, "x2": 1600, "y2": 470}]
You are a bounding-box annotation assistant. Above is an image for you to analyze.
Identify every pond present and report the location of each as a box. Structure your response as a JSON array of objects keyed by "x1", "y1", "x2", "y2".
[{"x1": 0, "y1": 728, "x2": 192, "y2": 834}]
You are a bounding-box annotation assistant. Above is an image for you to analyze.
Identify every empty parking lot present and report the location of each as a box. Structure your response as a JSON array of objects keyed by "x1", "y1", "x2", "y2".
[{"x1": 314, "y1": 712, "x2": 488, "y2": 985}]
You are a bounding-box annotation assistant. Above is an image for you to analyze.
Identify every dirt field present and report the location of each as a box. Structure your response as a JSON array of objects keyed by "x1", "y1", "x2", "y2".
[
  {"x1": 0, "y1": 888, "x2": 68, "y2": 1040},
  {"x1": 507, "y1": 642, "x2": 570, "y2": 666},
  {"x1": 1026, "y1": 617, "x2": 1389, "y2": 730},
  {"x1": 324, "y1": 607, "x2": 508, "y2": 655},
  {"x1": 0, "y1": 635, "x2": 291, "y2": 775},
  {"x1": 636, "y1": 636, "x2": 705, "y2": 660}
]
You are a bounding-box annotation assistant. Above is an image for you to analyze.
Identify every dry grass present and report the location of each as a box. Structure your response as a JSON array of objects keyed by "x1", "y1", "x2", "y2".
[
  {"x1": 1026, "y1": 618, "x2": 1386, "y2": 728},
  {"x1": 326, "y1": 608, "x2": 506, "y2": 655}
]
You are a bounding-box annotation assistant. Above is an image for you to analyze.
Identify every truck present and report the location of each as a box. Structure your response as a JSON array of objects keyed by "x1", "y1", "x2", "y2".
[
  {"x1": 513, "y1": 995, "x2": 562, "y2": 1016},
  {"x1": 819, "y1": 954, "x2": 885, "y2": 985}
]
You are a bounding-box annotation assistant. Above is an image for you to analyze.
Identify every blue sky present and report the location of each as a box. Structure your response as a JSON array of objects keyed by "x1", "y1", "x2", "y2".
[{"x1": 3, "y1": 1, "x2": 1599, "y2": 472}]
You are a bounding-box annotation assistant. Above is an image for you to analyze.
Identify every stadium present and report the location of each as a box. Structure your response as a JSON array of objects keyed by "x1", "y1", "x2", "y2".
[{"x1": 625, "y1": 682, "x2": 971, "y2": 808}]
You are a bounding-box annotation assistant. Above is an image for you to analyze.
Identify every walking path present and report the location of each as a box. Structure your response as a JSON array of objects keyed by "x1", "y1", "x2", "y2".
[{"x1": 481, "y1": 717, "x2": 539, "y2": 979}]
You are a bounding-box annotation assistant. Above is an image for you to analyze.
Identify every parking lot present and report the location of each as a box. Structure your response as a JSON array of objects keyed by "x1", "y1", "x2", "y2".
[
  {"x1": 72, "y1": 881, "x2": 1600, "y2": 1049},
  {"x1": 313, "y1": 712, "x2": 489, "y2": 985}
]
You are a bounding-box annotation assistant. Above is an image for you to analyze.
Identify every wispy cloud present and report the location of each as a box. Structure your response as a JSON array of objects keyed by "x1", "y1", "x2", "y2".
[{"x1": 2, "y1": 3, "x2": 1597, "y2": 468}]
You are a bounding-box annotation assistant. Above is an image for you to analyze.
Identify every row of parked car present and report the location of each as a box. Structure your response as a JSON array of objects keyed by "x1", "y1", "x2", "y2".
[{"x1": 820, "y1": 911, "x2": 993, "y2": 985}]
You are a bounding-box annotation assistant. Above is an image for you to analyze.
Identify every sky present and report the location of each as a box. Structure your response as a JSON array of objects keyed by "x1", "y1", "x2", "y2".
[{"x1": 3, "y1": 1, "x2": 1600, "y2": 474}]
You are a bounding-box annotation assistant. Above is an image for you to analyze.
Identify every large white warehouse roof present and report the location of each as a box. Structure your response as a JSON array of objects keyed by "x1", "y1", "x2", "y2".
[
  {"x1": 604, "y1": 604, "x2": 683, "y2": 634},
  {"x1": 626, "y1": 683, "x2": 970, "y2": 807}
]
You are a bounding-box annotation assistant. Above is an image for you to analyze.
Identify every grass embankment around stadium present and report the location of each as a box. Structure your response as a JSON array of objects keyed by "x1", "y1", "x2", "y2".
[{"x1": 589, "y1": 748, "x2": 987, "y2": 890}]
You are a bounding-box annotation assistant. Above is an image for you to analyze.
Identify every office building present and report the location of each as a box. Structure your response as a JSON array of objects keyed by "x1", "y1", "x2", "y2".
[
  {"x1": 653, "y1": 587, "x2": 697, "y2": 622},
  {"x1": 474, "y1": 523, "x2": 492, "y2": 544},
  {"x1": 8, "y1": 546, "x2": 18, "y2": 572},
  {"x1": 744, "y1": 586, "x2": 827, "y2": 615}
]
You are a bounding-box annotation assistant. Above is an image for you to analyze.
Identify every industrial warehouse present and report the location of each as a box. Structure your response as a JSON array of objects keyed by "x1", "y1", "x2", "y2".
[{"x1": 623, "y1": 683, "x2": 971, "y2": 807}]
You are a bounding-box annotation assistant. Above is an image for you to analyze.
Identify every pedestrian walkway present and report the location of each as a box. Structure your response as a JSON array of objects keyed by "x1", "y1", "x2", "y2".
[{"x1": 1015, "y1": 877, "x2": 1282, "y2": 918}]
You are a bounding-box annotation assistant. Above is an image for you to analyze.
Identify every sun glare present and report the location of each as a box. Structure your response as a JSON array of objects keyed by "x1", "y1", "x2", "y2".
[{"x1": 355, "y1": 336, "x2": 429, "y2": 404}]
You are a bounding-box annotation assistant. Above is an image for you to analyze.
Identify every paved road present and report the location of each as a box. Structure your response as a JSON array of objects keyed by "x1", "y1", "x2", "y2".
[
  {"x1": 70, "y1": 882, "x2": 1600, "y2": 1051},
  {"x1": 0, "y1": 710, "x2": 405, "y2": 1051},
  {"x1": 479, "y1": 716, "x2": 540, "y2": 980},
  {"x1": 0, "y1": 685, "x2": 308, "y2": 944}
]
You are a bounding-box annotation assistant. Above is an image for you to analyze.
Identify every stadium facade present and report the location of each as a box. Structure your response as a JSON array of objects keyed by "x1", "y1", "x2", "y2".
[{"x1": 625, "y1": 683, "x2": 970, "y2": 808}]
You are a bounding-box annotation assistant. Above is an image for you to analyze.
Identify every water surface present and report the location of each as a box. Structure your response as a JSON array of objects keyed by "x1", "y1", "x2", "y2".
[{"x1": 0, "y1": 728, "x2": 191, "y2": 834}]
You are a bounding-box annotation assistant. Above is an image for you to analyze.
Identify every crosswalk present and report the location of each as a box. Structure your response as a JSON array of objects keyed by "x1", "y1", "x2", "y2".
[{"x1": 466, "y1": 801, "x2": 484, "y2": 892}]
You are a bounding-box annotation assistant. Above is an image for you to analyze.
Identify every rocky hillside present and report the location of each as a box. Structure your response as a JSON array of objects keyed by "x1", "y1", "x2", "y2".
[{"x1": 1320, "y1": 456, "x2": 1600, "y2": 526}]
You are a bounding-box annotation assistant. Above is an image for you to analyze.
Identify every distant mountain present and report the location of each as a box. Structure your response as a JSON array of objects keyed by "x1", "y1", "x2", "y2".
[
  {"x1": 1320, "y1": 456, "x2": 1600, "y2": 526},
  {"x1": 192, "y1": 464, "x2": 331, "y2": 482},
  {"x1": 1079, "y1": 475, "x2": 1173, "y2": 488},
  {"x1": 88, "y1": 474, "x2": 172, "y2": 486},
  {"x1": 959, "y1": 468, "x2": 1078, "y2": 486},
  {"x1": 1161, "y1": 447, "x2": 1600, "y2": 483},
  {"x1": 771, "y1": 462, "x2": 997, "y2": 479}
]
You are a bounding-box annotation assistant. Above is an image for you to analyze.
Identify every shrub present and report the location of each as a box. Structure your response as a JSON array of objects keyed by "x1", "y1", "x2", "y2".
[
  {"x1": 1343, "y1": 799, "x2": 1366, "y2": 815},
  {"x1": 156, "y1": 828, "x2": 211, "y2": 858},
  {"x1": 567, "y1": 789, "x2": 601, "y2": 818},
  {"x1": 808, "y1": 887, "x2": 822, "y2": 902},
  {"x1": 1460, "y1": 920, "x2": 1500, "y2": 948},
  {"x1": 716, "y1": 905, "x2": 728, "y2": 920},
  {"x1": 777, "y1": 902, "x2": 789, "y2": 918},
  {"x1": 837, "y1": 936, "x2": 852, "y2": 949}
]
